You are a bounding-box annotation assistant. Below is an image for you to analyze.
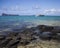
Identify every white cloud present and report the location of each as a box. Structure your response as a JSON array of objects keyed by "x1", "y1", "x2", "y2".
[
  {"x1": 44, "y1": 8, "x2": 60, "y2": 15},
  {"x1": 44, "y1": 9, "x2": 56, "y2": 13},
  {"x1": 0, "y1": 6, "x2": 60, "y2": 15}
]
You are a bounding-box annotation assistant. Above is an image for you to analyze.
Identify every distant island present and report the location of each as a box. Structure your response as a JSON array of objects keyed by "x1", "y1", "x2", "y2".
[
  {"x1": 39, "y1": 15, "x2": 45, "y2": 16},
  {"x1": 2, "y1": 13, "x2": 19, "y2": 16},
  {"x1": 1, "y1": 13, "x2": 45, "y2": 16},
  {"x1": 39, "y1": 14, "x2": 45, "y2": 16},
  {"x1": 35, "y1": 14, "x2": 45, "y2": 17}
]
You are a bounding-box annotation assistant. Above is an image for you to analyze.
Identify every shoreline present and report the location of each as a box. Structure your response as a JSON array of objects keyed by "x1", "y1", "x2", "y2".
[{"x1": 0, "y1": 25, "x2": 60, "y2": 48}]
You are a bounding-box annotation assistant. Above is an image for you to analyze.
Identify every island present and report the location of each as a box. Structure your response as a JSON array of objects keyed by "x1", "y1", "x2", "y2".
[
  {"x1": 2, "y1": 13, "x2": 19, "y2": 16},
  {"x1": 38, "y1": 14, "x2": 45, "y2": 16},
  {"x1": 35, "y1": 14, "x2": 45, "y2": 17}
]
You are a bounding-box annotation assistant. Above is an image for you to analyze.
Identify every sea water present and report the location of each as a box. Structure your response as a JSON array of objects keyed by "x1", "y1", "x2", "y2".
[{"x1": 0, "y1": 15, "x2": 60, "y2": 33}]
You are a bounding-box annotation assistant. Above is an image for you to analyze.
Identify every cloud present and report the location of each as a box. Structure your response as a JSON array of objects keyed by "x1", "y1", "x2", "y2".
[
  {"x1": 44, "y1": 9, "x2": 56, "y2": 13},
  {"x1": 0, "y1": 6, "x2": 60, "y2": 15},
  {"x1": 44, "y1": 8, "x2": 60, "y2": 15}
]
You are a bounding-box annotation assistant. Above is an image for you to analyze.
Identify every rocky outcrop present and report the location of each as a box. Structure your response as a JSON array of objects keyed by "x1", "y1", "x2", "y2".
[
  {"x1": 37, "y1": 25, "x2": 54, "y2": 32},
  {"x1": 0, "y1": 25, "x2": 60, "y2": 48}
]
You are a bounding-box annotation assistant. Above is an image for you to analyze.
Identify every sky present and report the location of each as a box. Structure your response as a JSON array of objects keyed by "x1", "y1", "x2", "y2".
[{"x1": 0, "y1": 0, "x2": 60, "y2": 15}]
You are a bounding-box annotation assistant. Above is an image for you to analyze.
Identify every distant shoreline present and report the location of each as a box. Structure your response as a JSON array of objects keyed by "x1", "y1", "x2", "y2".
[
  {"x1": 1, "y1": 13, "x2": 19, "y2": 16},
  {"x1": 1, "y1": 13, "x2": 60, "y2": 16}
]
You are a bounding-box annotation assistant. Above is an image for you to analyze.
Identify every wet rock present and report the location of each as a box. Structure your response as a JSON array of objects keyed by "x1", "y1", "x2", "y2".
[
  {"x1": 16, "y1": 37, "x2": 21, "y2": 40},
  {"x1": 37, "y1": 25, "x2": 54, "y2": 32},
  {"x1": 17, "y1": 28, "x2": 38, "y2": 45},
  {"x1": 30, "y1": 37, "x2": 37, "y2": 41},
  {"x1": 20, "y1": 41, "x2": 30, "y2": 45},
  {"x1": 52, "y1": 29, "x2": 60, "y2": 33},
  {"x1": 0, "y1": 35, "x2": 6, "y2": 40},
  {"x1": 54, "y1": 26, "x2": 60, "y2": 30},
  {"x1": 8, "y1": 32, "x2": 19, "y2": 36},
  {"x1": 55, "y1": 33, "x2": 60, "y2": 40},
  {"x1": 7, "y1": 40, "x2": 19, "y2": 48},
  {"x1": 40, "y1": 32, "x2": 53, "y2": 40},
  {"x1": 9, "y1": 45, "x2": 17, "y2": 48},
  {"x1": 30, "y1": 27, "x2": 37, "y2": 31},
  {"x1": 0, "y1": 39, "x2": 12, "y2": 47},
  {"x1": 10, "y1": 40, "x2": 19, "y2": 46},
  {"x1": 0, "y1": 25, "x2": 60, "y2": 48},
  {"x1": 31, "y1": 29, "x2": 41, "y2": 36}
]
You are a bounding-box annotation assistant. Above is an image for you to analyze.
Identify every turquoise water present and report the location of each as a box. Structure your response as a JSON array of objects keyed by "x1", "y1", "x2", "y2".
[
  {"x1": 0, "y1": 16, "x2": 60, "y2": 21},
  {"x1": 0, "y1": 15, "x2": 60, "y2": 32}
]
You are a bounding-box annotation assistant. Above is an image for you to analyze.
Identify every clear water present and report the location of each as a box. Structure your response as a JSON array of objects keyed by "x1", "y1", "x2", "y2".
[{"x1": 0, "y1": 15, "x2": 60, "y2": 33}]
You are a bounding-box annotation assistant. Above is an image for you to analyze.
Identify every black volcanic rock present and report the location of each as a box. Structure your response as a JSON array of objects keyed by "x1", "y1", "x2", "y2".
[
  {"x1": 0, "y1": 25, "x2": 60, "y2": 48},
  {"x1": 0, "y1": 39, "x2": 12, "y2": 47},
  {"x1": 37, "y1": 25, "x2": 54, "y2": 32},
  {"x1": 0, "y1": 35, "x2": 6, "y2": 40},
  {"x1": 39, "y1": 32, "x2": 53, "y2": 40}
]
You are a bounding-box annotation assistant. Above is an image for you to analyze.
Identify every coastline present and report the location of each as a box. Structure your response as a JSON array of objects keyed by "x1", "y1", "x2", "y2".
[{"x1": 0, "y1": 25, "x2": 60, "y2": 48}]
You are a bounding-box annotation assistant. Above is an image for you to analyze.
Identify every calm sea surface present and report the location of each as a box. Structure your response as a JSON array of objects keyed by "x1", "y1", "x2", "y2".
[{"x1": 0, "y1": 15, "x2": 60, "y2": 33}]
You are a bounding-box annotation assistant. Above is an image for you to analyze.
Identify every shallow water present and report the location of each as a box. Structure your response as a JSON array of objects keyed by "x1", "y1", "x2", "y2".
[{"x1": 0, "y1": 15, "x2": 60, "y2": 33}]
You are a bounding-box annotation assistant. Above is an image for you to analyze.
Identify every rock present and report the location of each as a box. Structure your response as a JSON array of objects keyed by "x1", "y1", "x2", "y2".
[
  {"x1": 0, "y1": 39, "x2": 12, "y2": 47},
  {"x1": 40, "y1": 32, "x2": 53, "y2": 40},
  {"x1": 37, "y1": 25, "x2": 54, "y2": 32},
  {"x1": 10, "y1": 40, "x2": 19, "y2": 46},
  {"x1": 30, "y1": 37, "x2": 37, "y2": 41},
  {"x1": 7, "y1": 40, "x2": 19, "y2": 48},
  {"x1": 8, "y1": 32, "x2": 19, "y2": 36},
  {"x1": 16, "y1": 37, "x2": 21, "y2": 40},
  {"x1": 20, "y1": 41, "x2": 30, "y2": 45},
  {"x1": 30, "y1": 27, "x2": 37, "y2": 31},
  {"x1": 55, "y1": 33, "x2": 60, "y2": 40},
  {"x1": 0, "y1": 35, "x2": 6, "y2": 40},
  {"x1": 52, "y1": 29, "x2": 60, "y2": 33},
  {"x1": 0, "y1": 25, "x2": 60, "y2": 48}
]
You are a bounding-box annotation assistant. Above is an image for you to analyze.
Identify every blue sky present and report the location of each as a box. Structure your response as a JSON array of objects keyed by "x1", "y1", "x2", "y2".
[{"x1": 0, "y1": 0, "x2": 60, "y2": 15}]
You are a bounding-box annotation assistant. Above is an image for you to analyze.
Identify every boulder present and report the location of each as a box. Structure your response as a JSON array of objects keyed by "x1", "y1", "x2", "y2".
[
  {"x1": 55, "y1": 33, "x2": 60, "y2": 40},
  {"x1": 40, "y1": 32, "x2": 53, "y2": 40},
  {"x1": 37, "y1": 25, "x2": 54, "y2": 32},
  {"x1": 0, "y1": 35, "x2": 6, "y2": 40}
]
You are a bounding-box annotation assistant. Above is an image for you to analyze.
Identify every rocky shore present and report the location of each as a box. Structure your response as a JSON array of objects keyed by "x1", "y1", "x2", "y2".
[{"x1": 0, "y1": 25, "x2": 60, "y2": 48}]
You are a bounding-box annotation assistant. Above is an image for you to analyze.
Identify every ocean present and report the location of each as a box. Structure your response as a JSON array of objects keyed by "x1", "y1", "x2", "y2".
[{"x1": 0, "y1": 15, "x2": 60, "y2": 34}]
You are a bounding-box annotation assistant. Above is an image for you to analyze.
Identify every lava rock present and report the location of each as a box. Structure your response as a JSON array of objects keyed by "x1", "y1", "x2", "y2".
[
  {"x1": 37, "y1": 25, "x2": 54, "y2": 32},
  {"x1": 40, "y1": 32, "x2": 53, "y2": 40}
]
